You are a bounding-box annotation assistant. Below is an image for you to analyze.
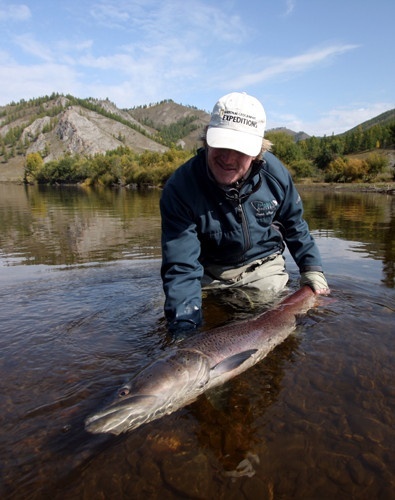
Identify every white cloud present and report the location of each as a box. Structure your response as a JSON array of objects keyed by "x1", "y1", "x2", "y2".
[
  {"x1": 184, "y1": 3, "x2": 246, "y2": 43},
  {"x1": 13, "y1": 33, "x2": 96, "y2": 66},
  {"x1": 89, "y1": 2, "x2": 131, "y2": 27},
  {"x1": 314, "y1": 103, "x2": 395, "y2": 135},
  {"x1": 89, "y1": 0, "x2": 247, "y2": 44},
  {"x1": 284, "y1": 0, "x2": 295, "y2": 16},
  {"x1": 227, "y1": 44, "x2": 360, "y2": 88},
  {"x1": 13, "y1": 34, "x2": 54, "y2": 62},
  {"x1": 0, "y1": 3, "x2": 31, "y2": 21},
  {"x1": 57, "y1": 39, "x2": 94, "y2": 53}
]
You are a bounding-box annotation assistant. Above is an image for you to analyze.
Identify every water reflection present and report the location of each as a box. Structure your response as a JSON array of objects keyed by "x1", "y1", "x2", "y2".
[
  {"x1": 0, "y1": 184, "x2": 162, "y2": 266},
  {"x1": 299, "y1": 187, "x2": 395, "y2": 288},
  {"x1": 1, "y1": 185, "x2": 394, "y2": 286}
]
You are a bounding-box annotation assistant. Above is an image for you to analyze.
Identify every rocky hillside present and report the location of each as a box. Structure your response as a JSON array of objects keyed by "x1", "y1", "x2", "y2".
[{"x1": 0, "y1": 95, "x2": 211, "y2": 181}]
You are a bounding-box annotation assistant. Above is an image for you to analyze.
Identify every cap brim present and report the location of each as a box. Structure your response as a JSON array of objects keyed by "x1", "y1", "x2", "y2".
[{"x1": 206, "y1": 127, "x2": 262, "y2": 157}]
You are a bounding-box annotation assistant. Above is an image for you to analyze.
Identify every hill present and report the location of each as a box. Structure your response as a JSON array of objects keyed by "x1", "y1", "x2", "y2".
[
  {"x1": 266, "y1": 127, "x2": 310, "y2": 142},
  {"x1": 129, "y1": 99, "x2": 210, "y2": 150},
  {"x1": 345, "y1": 109, "x2": 395, "y2": 134},
  {"x1": 0, "y1": 95, "x2": 212, "y2": 181},
  {"x1": 0, "y1": 93, "x2": 393, "y2": 182}
]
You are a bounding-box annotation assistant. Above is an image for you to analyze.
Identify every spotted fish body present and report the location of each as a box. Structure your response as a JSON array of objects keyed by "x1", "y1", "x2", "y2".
[{"x1": 85, "y1": 286, "x2": 316, "y2": 435}]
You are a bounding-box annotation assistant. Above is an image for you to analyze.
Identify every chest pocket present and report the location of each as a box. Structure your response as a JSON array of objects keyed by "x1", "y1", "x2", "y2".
[{"x1": 250, "y1": 199, "x2": 279, "y2": 225}]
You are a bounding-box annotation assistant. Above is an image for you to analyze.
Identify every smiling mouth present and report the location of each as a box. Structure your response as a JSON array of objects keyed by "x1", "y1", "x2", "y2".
[{"x1": 218, "y1": 162, "x2": 236, "y2": 171}]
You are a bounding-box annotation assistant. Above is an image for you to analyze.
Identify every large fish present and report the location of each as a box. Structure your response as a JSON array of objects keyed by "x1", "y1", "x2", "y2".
[{"x1": 85, "y1": 286, "x2": 316, "y2": 435}]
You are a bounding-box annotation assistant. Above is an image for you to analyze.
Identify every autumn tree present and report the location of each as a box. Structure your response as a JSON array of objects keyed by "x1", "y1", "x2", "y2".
[{"x1": 24, "y1": 152, "x2": 44, "y2": 183}]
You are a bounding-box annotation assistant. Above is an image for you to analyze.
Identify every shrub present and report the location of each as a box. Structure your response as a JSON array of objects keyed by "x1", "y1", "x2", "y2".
[
  {"x1": 364, "y1": 153, "x2": 388, "y2": 179},
  {"x1": 289, "y1": 159, "x2": 316, "y2": 180},
  {"x1": 325, "y1": 157, "x2": 367, "y2": 182}
]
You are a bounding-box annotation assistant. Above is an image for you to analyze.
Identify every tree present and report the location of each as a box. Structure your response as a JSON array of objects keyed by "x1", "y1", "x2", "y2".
[
  {"x1": 389, "y1": 123, "x2": 395, "y2": 146},
  {"x1": 265, "y1": 131, "x2": 302, "y2": 166},
  {"x1": 24, "y1": 152, "x2": 44, "y2": 183}
]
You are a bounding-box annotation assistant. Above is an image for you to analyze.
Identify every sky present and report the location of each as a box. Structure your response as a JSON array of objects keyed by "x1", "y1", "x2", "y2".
[{"x1": 0, "y1": 0, "x2": 394, "y2": 136}]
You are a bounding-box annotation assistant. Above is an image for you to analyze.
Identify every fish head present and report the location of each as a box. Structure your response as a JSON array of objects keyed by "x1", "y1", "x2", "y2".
[{"x1": 85, "y1": 348, "x2": 211, "y2": 435}]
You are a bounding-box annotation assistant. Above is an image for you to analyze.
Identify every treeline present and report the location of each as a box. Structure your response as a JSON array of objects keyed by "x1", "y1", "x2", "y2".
[
  {"x1": 130, "y1": 99, "x2": 199, "y2": 111},
  {"x1": 266, "y1": 120, "x2": 395, "y2": 182},
  {"x1": 24, "y1": 147, "x2": 193, "y2": 187},
  {"x1": 154, "y1": 116, "x2": 200, "y2": 144},
  {"x1": 137, "y1": 114, "x2": 201, "y2": 145},
  {"x1": 24, "y1": 119, "x2": 395, "y2": 187},
  {"x1": 0, "y1": 92, "x2": 63, "y2": 120}
]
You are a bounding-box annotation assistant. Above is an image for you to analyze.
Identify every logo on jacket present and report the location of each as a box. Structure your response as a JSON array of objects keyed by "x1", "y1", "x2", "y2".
[{"x1": 251, "y1": 200, "x2": 278, "y2": 217}]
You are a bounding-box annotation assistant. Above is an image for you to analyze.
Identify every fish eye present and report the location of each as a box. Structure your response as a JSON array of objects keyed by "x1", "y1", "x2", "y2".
[{"x1": 118, "y1": 387, "x2": 130, "y2": 397}]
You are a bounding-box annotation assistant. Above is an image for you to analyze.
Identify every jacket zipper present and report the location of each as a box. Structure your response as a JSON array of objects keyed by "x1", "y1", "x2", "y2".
[
  {"x1": 225, "y1": 179, "x2": 261, "y2": 262},
  {"x1": 237, "y1": 197, "x2": 251, "y2": 258}
]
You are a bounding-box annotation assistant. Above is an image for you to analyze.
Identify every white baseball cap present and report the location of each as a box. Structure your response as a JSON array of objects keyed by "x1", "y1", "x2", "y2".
[{"x1": 206, "y1": 92, "x2": 266, "y2": 156}]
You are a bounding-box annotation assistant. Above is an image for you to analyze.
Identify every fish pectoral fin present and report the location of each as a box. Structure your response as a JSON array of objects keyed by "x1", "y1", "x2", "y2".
[{"x1": 211, "y1": 349, "x2": 258, "y2": 376}]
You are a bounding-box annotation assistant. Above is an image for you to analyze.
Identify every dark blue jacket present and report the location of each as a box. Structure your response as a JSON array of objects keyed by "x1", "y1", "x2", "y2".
[{"x1": 160, "y1": 148, "x2": 322, "y2": 328}]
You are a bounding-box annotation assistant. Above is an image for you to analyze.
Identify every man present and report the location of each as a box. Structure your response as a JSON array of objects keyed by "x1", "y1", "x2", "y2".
[{"x1": 160, "y1": 92, "x2": 329, "y2": 336}]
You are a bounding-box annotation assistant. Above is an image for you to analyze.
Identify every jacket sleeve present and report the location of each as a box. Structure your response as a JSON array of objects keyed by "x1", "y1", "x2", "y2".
[
  {"x1": 265, "y1": 153, "x2": 323, "y2": 273},
  {"x1": 160, "y1": 176, "x2": 203, "y2": 330}
]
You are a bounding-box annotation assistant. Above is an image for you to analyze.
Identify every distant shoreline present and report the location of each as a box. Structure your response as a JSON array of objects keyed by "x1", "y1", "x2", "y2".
[
  {"x1": 1, "y1": 172, "x2": 393, "y2": 195},
  {"x1": 1, "y1": 157, "x2": 394, "y2": 194},
  {"x1": 296, "y1": 181, "x2": 395, "y2": 195}
]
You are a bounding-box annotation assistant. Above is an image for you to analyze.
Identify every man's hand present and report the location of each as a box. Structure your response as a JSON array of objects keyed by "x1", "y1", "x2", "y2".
[{"x1": 300, "y1": 271, "x2": 330, "y2": 295}]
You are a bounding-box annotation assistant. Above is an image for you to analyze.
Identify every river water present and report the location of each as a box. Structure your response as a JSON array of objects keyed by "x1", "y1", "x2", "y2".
[{"x1": 0, "y1": 184, "x2": 394, "y2": 499}]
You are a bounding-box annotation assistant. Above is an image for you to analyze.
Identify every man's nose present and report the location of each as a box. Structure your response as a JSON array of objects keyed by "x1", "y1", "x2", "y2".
[{"x1": 220, "y1": 149, "x2": 238, "y2": 163}]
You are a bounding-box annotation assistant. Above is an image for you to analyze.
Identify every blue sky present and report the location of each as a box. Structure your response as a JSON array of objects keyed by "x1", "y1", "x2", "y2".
[{"x1": 0, "y1": 0, "x2": 394, "y2": 136}]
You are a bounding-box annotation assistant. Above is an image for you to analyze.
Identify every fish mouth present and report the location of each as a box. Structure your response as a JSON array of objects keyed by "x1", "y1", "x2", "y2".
[{"x1": 85, "y1": 395, "x2": 158, "y2": 435}]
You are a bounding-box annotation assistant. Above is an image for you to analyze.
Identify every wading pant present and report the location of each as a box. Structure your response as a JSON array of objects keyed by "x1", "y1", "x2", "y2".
[{"x1": 201, "y1": 254, "x2": 289, "y2": 308}]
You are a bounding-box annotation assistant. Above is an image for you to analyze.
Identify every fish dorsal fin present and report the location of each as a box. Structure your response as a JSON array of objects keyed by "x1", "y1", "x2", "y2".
[{"x1": 211, "y1": 349, "x2": 258, "y2": 376}]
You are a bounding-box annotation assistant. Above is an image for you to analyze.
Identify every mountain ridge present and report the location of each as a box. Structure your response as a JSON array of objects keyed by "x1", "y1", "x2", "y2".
[{"x1": 1, "y1": 94, "x2": 394, "y2": 182}]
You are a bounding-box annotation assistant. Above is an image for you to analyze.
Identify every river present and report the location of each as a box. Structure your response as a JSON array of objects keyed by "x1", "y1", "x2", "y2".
[{"x1": 0, "y1": 184, "x2": 394, "y2": 499}]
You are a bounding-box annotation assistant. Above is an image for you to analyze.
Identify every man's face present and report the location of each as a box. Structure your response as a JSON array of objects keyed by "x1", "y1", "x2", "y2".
[{"x1": 207, "y1": 147, "x2": 254, "y2": 186}]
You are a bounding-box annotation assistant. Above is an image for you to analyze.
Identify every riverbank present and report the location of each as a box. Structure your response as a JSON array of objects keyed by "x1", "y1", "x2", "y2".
[
  {"x1": 297, "y1": 181, "x2": 395, "y2": 195},
  {"x1": 0, "y1": 157, "x2": 24, "y2": 183},
  {"x1": 1, "y1": 158, "x2": 394, "y2": 194}
]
